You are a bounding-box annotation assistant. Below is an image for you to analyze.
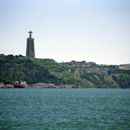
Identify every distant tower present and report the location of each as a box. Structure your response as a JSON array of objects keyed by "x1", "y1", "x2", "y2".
[{"x1": 26, "y1": 31, "x2": 35, "y2": 58}]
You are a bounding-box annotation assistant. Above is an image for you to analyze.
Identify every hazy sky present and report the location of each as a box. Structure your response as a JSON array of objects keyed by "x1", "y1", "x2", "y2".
[{"x1": 0, "y1": 0, "x2": 130, "y2": 64}]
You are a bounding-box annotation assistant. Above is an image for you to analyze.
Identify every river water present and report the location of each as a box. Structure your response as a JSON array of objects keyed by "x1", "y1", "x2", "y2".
[{"x1": 0, "y1": 88, "x2": 130, "y2": 130}]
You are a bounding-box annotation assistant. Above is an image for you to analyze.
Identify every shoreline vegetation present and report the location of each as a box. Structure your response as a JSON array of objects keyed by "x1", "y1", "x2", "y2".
[{"x1": 0, "y1": 54, "x2": 130, "y2": 88}]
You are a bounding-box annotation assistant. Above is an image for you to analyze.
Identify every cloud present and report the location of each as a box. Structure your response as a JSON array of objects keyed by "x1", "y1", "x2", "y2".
[{"x1": 68, "y1": 0, "x2": 80, "y2": 8}]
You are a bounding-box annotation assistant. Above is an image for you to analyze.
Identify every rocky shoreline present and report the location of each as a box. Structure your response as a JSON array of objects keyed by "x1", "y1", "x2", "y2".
[{"x1": 0, "y1": 81, "x2": 72, "y2": 89}]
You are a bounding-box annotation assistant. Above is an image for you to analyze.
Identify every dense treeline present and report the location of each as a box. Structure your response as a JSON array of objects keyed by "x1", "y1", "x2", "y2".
[{"x1": 0, "y1": 54, "x2": 130, "y2": 88}]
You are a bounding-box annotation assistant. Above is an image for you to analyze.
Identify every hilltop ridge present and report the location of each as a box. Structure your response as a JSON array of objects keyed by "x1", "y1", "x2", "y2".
[{"x1": 0, "y1": 54, "x2": 130, "y2": 88}]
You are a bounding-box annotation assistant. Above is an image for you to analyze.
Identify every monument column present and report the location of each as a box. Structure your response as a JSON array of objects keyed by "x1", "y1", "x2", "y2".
[{"x1": 26, "y1": 31, "x2": 35, "y2": 58}]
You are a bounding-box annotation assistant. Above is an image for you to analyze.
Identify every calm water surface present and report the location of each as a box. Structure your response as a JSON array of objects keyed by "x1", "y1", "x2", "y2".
[{"x1": 0, "y1": 88, "x2": 130, "y2": 130}]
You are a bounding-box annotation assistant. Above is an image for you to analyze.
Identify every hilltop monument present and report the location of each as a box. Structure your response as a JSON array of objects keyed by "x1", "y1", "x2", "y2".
[{"x1": 26, "y1": 31, "x2": 35, "y2": 58}]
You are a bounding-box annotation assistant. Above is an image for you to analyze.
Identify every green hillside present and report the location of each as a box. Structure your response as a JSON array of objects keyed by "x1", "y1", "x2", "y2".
[{"x1": 0, "y1": 54, "x2": 130, "y2": 88}]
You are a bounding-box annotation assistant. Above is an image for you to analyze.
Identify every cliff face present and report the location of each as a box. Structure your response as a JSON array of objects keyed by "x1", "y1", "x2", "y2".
[{"x1": 0, "y1": 54, "x2": 130, "y2": 88}]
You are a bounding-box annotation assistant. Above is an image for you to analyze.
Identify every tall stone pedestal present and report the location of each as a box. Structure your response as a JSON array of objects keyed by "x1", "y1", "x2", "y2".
[{"x1": 26, "y1": 31, "x2": 35, "y2": 58}]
